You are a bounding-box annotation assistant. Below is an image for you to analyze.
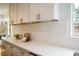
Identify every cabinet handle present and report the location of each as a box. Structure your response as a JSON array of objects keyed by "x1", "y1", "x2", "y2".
[
  {"x1": 37, "y1": 14, "x2": 38, "y2": 20},
  {"x1": 20, "y1": 18, "x2": 23, "y2": 23},
  {"x1": 38, "y1": 14, "x2": 40, "y2": 20}
]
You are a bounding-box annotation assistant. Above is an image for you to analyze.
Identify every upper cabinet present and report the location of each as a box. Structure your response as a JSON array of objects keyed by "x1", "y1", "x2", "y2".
[
  {"x1": 10, "y1": 3, "x2": 17, "y2": 24},
  {"x1": 10, "y1": 3, "x2": 29, "y2": 24},
  {"x1": 29, "y1": 4, "x2": 40, "y2": 22},
  {"x1": 38, "y1": 3, "x2": 55, "y2": 21},
  {"x1": 29, "y1": 3, "x2": 59, "y2": 22},
  {"x1": 16, "y1": 3, "x2": 29, "y2": 24},
  {"x1": 10, "y1": 3, "x2": 59, "y2": 25}
]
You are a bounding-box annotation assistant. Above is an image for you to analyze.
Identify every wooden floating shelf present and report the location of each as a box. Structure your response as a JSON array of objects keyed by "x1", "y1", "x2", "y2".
[{"x1": 11, "y1": 19, "x2": 58, "y2": 25}]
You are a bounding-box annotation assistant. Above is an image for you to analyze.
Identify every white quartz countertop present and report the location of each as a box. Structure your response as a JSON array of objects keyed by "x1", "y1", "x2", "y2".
[{"x1": 2, "y1": 37, "x2": 78, "y2": 56}]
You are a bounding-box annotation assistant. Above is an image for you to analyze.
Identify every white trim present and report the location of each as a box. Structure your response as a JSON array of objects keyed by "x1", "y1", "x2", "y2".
[{"x1": 71, "y1": 3, "x2": 74, "y2": 37}]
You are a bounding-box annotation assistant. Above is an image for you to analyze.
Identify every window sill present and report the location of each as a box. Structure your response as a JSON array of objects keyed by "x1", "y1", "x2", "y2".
[{"x1": 71, "y1": 35, "x2": 79, "y2": 38}]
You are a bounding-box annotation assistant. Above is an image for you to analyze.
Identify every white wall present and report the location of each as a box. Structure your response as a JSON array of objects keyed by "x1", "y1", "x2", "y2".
[
  {"x1": 0, "y1": 4, "x2": 9, "y2": 17},
  {"x1": 12, "y1": 3, "x2": 79, "y2": 50}
]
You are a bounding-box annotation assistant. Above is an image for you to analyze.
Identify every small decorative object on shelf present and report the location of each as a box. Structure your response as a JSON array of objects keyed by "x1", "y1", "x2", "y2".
[
  {"x1": 23, "y1": 33, "x2": 31, "y2": 42},
  {"x1": 14, "y1": 33, "x2": 23, "y2": 40},
  {"x1": 14, "y1": 33, "x2": 31, "y2": 42}
]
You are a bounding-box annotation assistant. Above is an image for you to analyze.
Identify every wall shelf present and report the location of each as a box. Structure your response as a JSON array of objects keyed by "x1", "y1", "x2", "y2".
[{"x1": 11, "y1": 19, "x2": 58, "y2": 25}]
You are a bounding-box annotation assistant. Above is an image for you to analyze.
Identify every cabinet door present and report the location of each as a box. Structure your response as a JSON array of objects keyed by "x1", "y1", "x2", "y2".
[
  {"x1": 29, "y1": 4, "x2": 40, "y2": 22},
  {"x1": 10, "y1": 3, "x2": 17, "y2": 24},
  {"x1": 39, "y1": 3, "x2": 55, "y2": 21},
  {"x1": 16, "y1": 3, "x2": 29, "y2": 24}
]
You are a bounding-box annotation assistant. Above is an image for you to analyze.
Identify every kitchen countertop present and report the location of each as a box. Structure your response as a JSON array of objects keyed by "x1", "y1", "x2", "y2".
[{"x1": 1, "y1": 36, "x2": 78, "y2": 56}]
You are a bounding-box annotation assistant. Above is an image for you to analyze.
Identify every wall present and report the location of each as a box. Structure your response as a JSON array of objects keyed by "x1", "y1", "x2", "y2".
[
  {"x1": 0, "y1": 4, "x2": 9, "y2": 17},
  {"x1": 12, "y1": 3, "x2": 79, "y2": 50}
]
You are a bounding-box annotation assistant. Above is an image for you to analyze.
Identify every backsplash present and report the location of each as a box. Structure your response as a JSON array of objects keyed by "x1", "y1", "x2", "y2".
[{"x1": 12, "y1": 3, "x2": 79, "y2": 50}]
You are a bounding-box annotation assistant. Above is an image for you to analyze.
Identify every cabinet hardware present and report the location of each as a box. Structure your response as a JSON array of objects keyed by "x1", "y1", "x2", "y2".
[
  {"x1": 38, "y1": 14, "x2": 40, "y2": 20},
  {"x1": 20, "y1": 18, "x2": 23, "y2": 23},
  {"x1": 37, "y1": 14, "x2": 38, "y2": 20}
]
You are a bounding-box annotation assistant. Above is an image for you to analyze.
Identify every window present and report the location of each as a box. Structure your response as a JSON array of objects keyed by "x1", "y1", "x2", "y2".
[
  {"x1": 72, "y1": 3, "x2": 79, "y2": 37},
  {"x1": 0, "y1": 4, "x2": 10, "y2": 37},
  {"x1": 0, "y1": 15, "x2": 9, "y2": 36}
]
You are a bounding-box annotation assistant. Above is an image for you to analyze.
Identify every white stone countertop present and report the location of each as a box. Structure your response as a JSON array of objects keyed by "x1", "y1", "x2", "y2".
[{"x1": 1, "y1": 36, "x2": 78, "y2": 56}]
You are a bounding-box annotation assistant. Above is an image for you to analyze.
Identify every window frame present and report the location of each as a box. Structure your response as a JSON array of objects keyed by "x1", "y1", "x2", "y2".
[{"x1": 71, "y1": 3, "x2": 79, "y2": 38}]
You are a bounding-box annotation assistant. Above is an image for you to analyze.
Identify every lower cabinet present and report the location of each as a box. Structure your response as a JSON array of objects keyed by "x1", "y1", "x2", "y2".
[{"x1": 2, "y1": 40, "x2": 38, "y2": 56}]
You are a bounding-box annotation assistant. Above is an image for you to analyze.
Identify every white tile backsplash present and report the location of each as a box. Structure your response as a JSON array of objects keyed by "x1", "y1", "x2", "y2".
[{"x1": 11, "y1": 3, "x2": 79, "y2": 50}]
